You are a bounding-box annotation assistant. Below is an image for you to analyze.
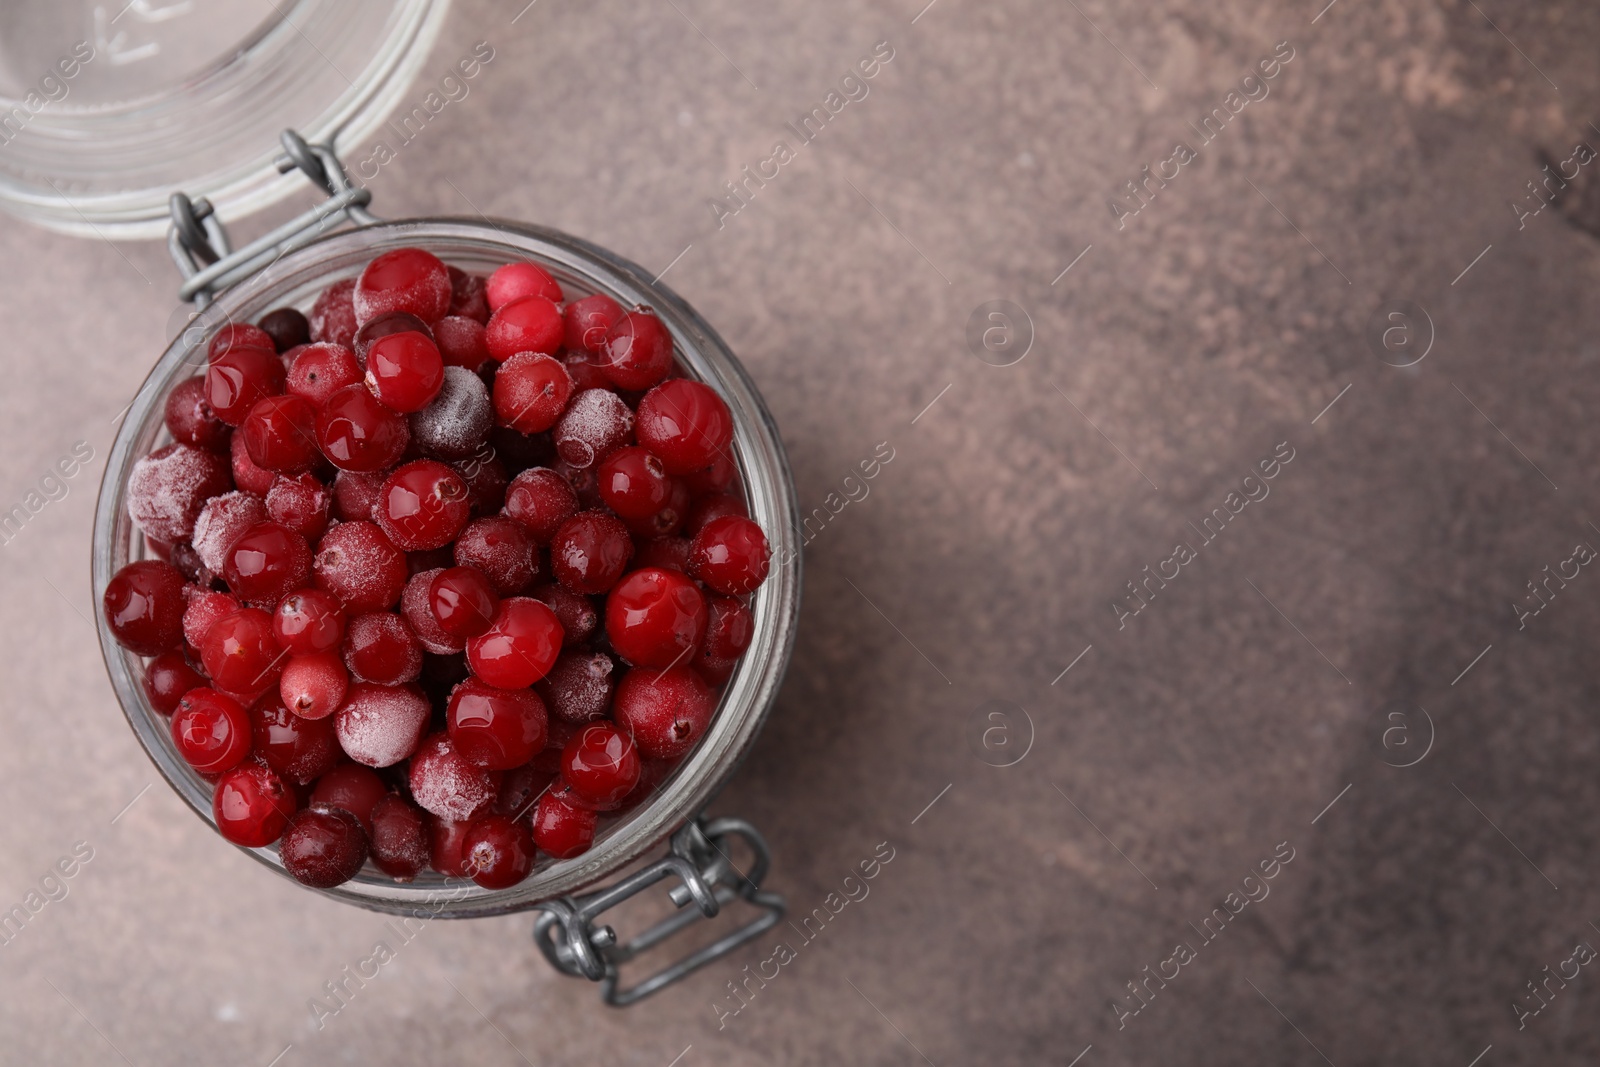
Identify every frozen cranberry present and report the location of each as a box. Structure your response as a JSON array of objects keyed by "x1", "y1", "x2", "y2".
[
  {"x1": 466, "y1": 597, "x2": 563, "y2": 689},
  {"x1": 266, "y1": 474, "x2": 332, "y2": 541},
  {"x1": 563, "y1": 293, "x2": 624, "y2": 355},
  {"x1": 241, "y1": 394, "x2": 319, "y2": 474},
  {"x1": 536, "y1": 651, "x2": 615, "y2": 724},
  {"x1": 686, "y1": 493, "x2": 747, "y2": 538},
  {"x1": 688, "y1": 516, "x2": 770, "y2": 596},
  {"x1": 532, "y1": 790, "x2": 596, "y2": 859},
  {"x1": 529, "y1": 583, "x2": 600, "y2": 648},
  {"x1": 171, "y1": 688, "x2": 252, "y2": 774},
  {"x1": 365, "y1": 331, "x2": 445, "y2": 413},
  {"x1": 492, "y1": 352, "x2": 572, "y2": 434},
  {"x1": 605, "y1": 568, "x2": 708, "y2": 668},
  {"x1": 600, "y1": 309, "x2": 674, "y2": 391},
  {"x1": 429, "y1": 566, "x2": 499, "y2": 640},
  {"x1": 451, "y1": 450, "x2": 509, "y2": 516},
  {"x1": 205, "y1": 346, "x2": 286, "y2": 426},
  {"x1": 258, "y1": 307, "x2": 311, "y2": 353},
  {"x1": 331, "y1": 469, "x2": 384, "y2": 521},
  {"x1": 191, "y1": 491, "x2": 267, "y2": 574},
  {"x1": 634, "y1": 536, "x2": 690, "y2": 573},
  {"x1": 448, "y1": 266, "x2": 490, "y2": 323},
  {"x1": 613, "y1": 666, "x2": 715, "y2": 760},
  {"x1": 334, "y1": 682, "x2": 430, "y2": 767},
  {"x1": 183, "y1": 588, "x2": 240, "y2": 654},
  {"x1": 144, "y1": 650, "x2": 206, "y2": 713},
  {"x1": 223, "y1": 522, "x2": 312, "y2": 607},
  {"x1": 452, "y1": 516, "x2": 539, "y2": 596},
  {"x1": 280, "y1": 651, "x2": 348, "y2": 719},
  {"x1": 164, "y1": 377, "x2": 229, "y2": 450},
  {"x1": 313, "y1": 521, "x2": 408, "y2": 613},
  {"x1": 553, "y1": 388, "x2": 633, "y2": 470},
  {"x1": 431, "y1": 316, "x2": 490, "y2": 372},
  {"x1": 310, "y1": 278, "x2": 358, "y2": 348},
  {"x1": 128, "y1": 443, "x2": 232, "y2": 543},
  {"x1": 408, "y1": 732, "x2": 499, "y2": 821},
  {"x1": 409, "y1": 366, "x2": 492, "y2": 460},
  {"x1": 343, "y1": 612, "x2": 423, "y2": 686},
  {"x1": 272, "y1": 588, "x2": 345, "y2": 655},
  {"x1": 230, "y1": 430, "x2": 276, "y2": 495},
  {"x1": 636, "y1": 379, "x2": 733, "y2": 476},
  {"x1": 562, "y1": 349, "x2": 610, "y2": 393},
  {"x1": 317, "y1": 383, "x2": 410, "y2": 472},
  {"x1": 447, "y1": 677, "x2": 547, "y2": 770},
  {"x1": 485, "y1": 295, "x2": 563, "y2": 361},
  {"x1": 373, "y1": 459, "x2": 470, "y2": 551},
  {"x1": 550, "y1": 510, "x2": 632, "y2": 594},
  {"x1": 370, "y1": 794, "x2": 429, "y2": 880},
  {"x1": 354, "y1": 248, "x2": 452, "y2": 325},
  {"x1": 493, "y1": 761, "x2": 557, "y2": 819},
  {"x1": 201, "y1": 608, "x2": 283, "y2": 694},
  {"x1": 486, "y1": 261, "x2": 563, "y2": 311},
  {"x1": 462, "y1": 814, "x2": 535, "y2": 889},
  {"x1": 598, "y1": 446, "x2": 672, "y2": 521},
  {"x1": 353, "y1": 311, "x2": 433, "y2": 367},
  {"x1": 400, "y1": 568, "x2": 463, "y2": 654},
  {"x1": 287, "y1": 342, "x2": 361, "y2": 407},
  {"x1": 553, "y1": 456, "x2": 604, "y2": 510},
  {"x1": 280, "y1": 806, "x2": 368, "y2": 888},
  {"x1": 309, "y1": 764, "x2": 388, "y2": 832},
  {"x1": 503, "y1": 467, "x2": 579, "y2": 544},
  {"x1": 213, "y1": 760, "x2": 298, "y2": 847},
  {"x1": 428, "y1": 814, "x2": 473, "y2": 876},
  {"x1": 103, "y1": 559, "x2": 187, "y2": 655},
  {"x1": 252, "y1": 693, "x2": 341, "y2": 785},
  {"x1": 562, "y1": 723, "x2": 640, "y2": 810}
]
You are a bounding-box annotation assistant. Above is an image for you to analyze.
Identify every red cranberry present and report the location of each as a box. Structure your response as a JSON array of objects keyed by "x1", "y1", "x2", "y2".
[
  {"x1": 605, "y1": 568, "x2": 708, "y2": 668},
  {"x1": 280, "y1": 651, "x2": 348, "y2": 719},
  {"x1": 493, "y1": 761, "x2": 557, "y2": 819},
  {"x1": 213, "y1": 760, "x2": 298, "y2": 847},
  {"x1": 433, "y1": 315, "x2": 491, "y2": 370},
  {"x1": 400, "y1": 568, "x2": 463, "y2": 654},
  {"x1": 252, "y1": 693, "x2": 342, "y2": 785},
  {"x1": 553, "y1": 388, "x2": 633, "y2": 470},
  {"x1": 688, "y1": 515, "x2": 770, "y2": 596},
  {"x1": 286, "y1": 342, "x2": 361, "y2": 407},
  {"x1": 563, "y1": 293, "x2": 624, "y2": 355},
  {"x1": 550, "y1": 510, "x2": 632, "y2": 594},
  {"x1": 529, "y1": 583, "x2": 599, "y2": 648},
  {"x1": 492, "y1": 352, "x2": 572, "y2": 434},
  {"x1": 686, "y1": 493, "x2": 748, "y2": 538},
  {"x1": 463, "y1": 814, "x2": 536, "y2": 889},
  {"x1": 466, "y1": 597, "x2": 563, "y2": 689},
  {"x1": 624, "y1": 474, "x2": 689, "y2": 540},
  {"x1": 563, "y1": 349, "x2": 610, "y2": 392},
  {"x1": 200, "y1": 608, "x2": 284, "y2": 695},
  {"x1": 485, "y1": 294, "x2": 564, "y2": 363},
  {"x1": 334, "y1": 682, "x2": 430, "y2": 767},
  {"x1": 223, "y1": 522, "x2": 312, "y2": 607},
  {"x1": 365, "y1": 331, "x2": 445, "y2": 413},
  {"x1": 636, "y1": 379, "x2": 733, "y2": 476},
  {"x1": 600, "y1": 309, "x2": 674, "y2": 391},
  {"x1": 230, "y1": 430, "x2": 276, "y2": 495},
  {"x1": 562, "y1": 723, "x2": 640, "y2": 810},
  {"x1": 448, "y1": 266, "x2": 490, "y2": 323},
  {"x1": 633, "y1": 536, "x2": 690, "y2": 573},
  {"x1": 103, "y1": 559, "x2": 187, "y2": 655},
  {"x1": 242, "y1": 394, "x2": 319, "y2": 474},
  {"x1": 428, "y1": 814, "x2": 473, "y2": 876},
  {"x1": 127, "y1": 443, "x2": 232, "y2": 543},
  {"x1": 312, "y1": 521, "x2": 408, "y2": 613},
  {"x1": 486, "y1": 261, "x2": 563, "y2": 311},
  {"x1": 702, "y1": 595, "x2": 754, "y2": 660},
  {"x1": 280, "y1": 805, "x2": 369, "y2": 888},
  {"x1": 532, "y1": 790, "x2": 596, "y2": 859},
  {"x1": 192, "y1": 491, "x2": 268, "y2": 574},
  {"x1": 503, "y1": 467, "x2": 579, "y2": 544},
  {"x1": 342, "y1": 612, "x2": 423, "y2": 686},
  {"x1": 266, "y1": 473, "x2": 332, "y2": 541},
  {"x1": 409, "y1": 366, "x2": 492, "y2": 460},
  {"x1": 446, "y1": 677, "x2": 547, "y2": 769},
  {"x1": 429, "y1": 566, "x2": 500, "y2": 639},
  {"x1": 452, "y1": 516, "x2": 539, "y2": 596},
  {"x1": 309, "y1": 278, "x2": 358, "y2": 348},
  {"x1": 536, "y1": 651, "x2": 615, "y2": 723},
  {"x1": 208, "y1": 323, "x2": 276, "y2": 362},
  {"x1": 205, "y1": 346, "x2": 286, "y2": 426},
  {"x1": 258, "y1": 307, "x2": 311, "y2": 352},
  {"x1": 332, "y1": 469, "x2": 385, "y2": 521},
  {"x1": 353, "y1": 312, "x2": 433, "y2": 367},
  {"x1": 143, "y1": 650, "x2": 206, "y2": 713},
  {"x1": 309, "y1": 764, "x2": 389, "y2": 832},
  {"x1": 682, "y1": 452, "x2": 736, "y2": 498},
  {"x1": 554, "y1": 457, "x2": 604, "y2": 510},
  {"x1": 317, "y1": 383, "x2": 410, "y2": 473},
  {"x1": 370, "y1": 794, "x2": 429, "y2": 880},
  {"x1": 171, "y1": 688, "x2": 252, "y2": 774},
  {"x1": 370, "y1": 459, "x2": 470, "y2": 551},
  {"x1": 183, "y1": 587, "x2": 240, "y2": 654},
  {"x1": 613, "y1": 666, "x2": 715, "y2": 760},
  {"x1": 408, "y1": 732, "x2": 499, "y2": 821},
  {"x1": 452, "y1": 450, "x2": 509, "y2": 516},
  {"x1": 353, "y1": 248, "x2": 452, "y2": 325},
  {"x1": 531, "y1": 719, "x2": 578, "y2": 777},
  {"x1": 164, "y1": 377, "x2": 229, "y2": 450},
  {"x1": 273, "y1": 588, "x2": 345, "y2": 655},
  {"x1": 598, "y1": 446, "x2": 673, "y2": 521}
]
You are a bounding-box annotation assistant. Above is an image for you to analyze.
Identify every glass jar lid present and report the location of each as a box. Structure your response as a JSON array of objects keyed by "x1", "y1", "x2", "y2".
[{"x1": 0, "y1": 0, "x2": 448, "y2": 238}]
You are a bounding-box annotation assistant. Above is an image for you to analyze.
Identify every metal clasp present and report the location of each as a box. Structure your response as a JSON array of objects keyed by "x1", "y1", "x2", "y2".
[
  {"x1": 167, "y1": 129, "x2": 378, "y2": 308},
  {"x1": 532, "y1": 817, "x2": 786, "y2": 1006}
]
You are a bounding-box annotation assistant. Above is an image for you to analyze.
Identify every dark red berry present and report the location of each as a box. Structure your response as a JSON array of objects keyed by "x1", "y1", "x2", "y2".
[
  {"x1": 171, "y1": 688, "x2": 252, "y2": 774},
  {"x1": 309, "y1": 278, "x2": 358, "y2": 348},
  {"x1": 370, "y1": 794, "x2": 430, "y2": 880},
  {"x1": 636, "y1": 379, "x2": 733, "y2": 476},
  {"x1": 273, "y1": 588, "x2": 346, "y2": 655},
  {"x1": 563, "y1": 349, "x2": 610, "y2": 392},
  {"x1": 408, "y1": 732, "x2": 499, "y2": 821},
  {"x1": 493, "y1": 351, "x2": 572, "y2": 434},
  {"x1": 452, "y1": 516, "x2": 539, "y2": 596},
  {"x1": 222, "y1": 522, "x2": 312, "y2": 607},
  {"x1": 433, "y1": 314, "x2": 491, "y2": 370},
  {"x1": 353, "y1": 248, "x2": 452, "y2": 325},
  {"x1": 465, "y1": 597, "x2": 563, "y2": 689},
  {"x1": 613, "y1": 666, "x2": 715, "y2": 760},
  {"x1": 686, "y1": 493, "x2": 748, "y2": 538},
  {"x1": 701, "y1": 595, "x2": 754, "y2": 660},
  {"x1": 485, "y1": 295, "x2": 563, "y2": 362},
  {"x1": 230, "y1": 430, "x2": 277, "y2": 495},
  {"x1": 213, "y1": 760, "x2": 298, "y2": 847},
  {"x1": 103, "y1": 559, "x2": 187, "y2": 655},
  {"x1": 286, "y1": 342, "x2": 362, "y2": 407},
  {"x1": 493, "y1": 761, "x2": 557, "y2": 819},
  {"x1": 242, "y1": 394, "x2": 320, "y2": 474},
  {"x1": 624, "y1": 473, "x2": 689, "y2": 540},
  {"x1": 446, "y1": 677, "x2": 547, "y2": 770},
  {"x1": 209, "y1": 323, "x2": 277, "y2": 362},
  {"x1": 252, "y1": 693, "x2": 342, "y2": 785},
  {"x1": 688, "y1": 515, "x2": 770, "y2": 596},
  {"x1": 532, "y1": 790, "x2": 596, "y2": 859},
  {"x1": 309, "y1": 764, "x2": 389, "y2": 832},
  {"x1": 503, "y1": 467, "x2": 578, "y2": 544},
  {"x1": 312, "y1": 521, "x2": 408, "y2": 614},
  {"x1": 428, "y1": 814, "x2": 473, "y2": 876},
  {"x1": 605, "y1": 568, "x2": 708, "y2": 668},
  {"x1": 550, "y1": 510, "x2": 633, "y2": 594},
  {"x1": 353, "y1": 312, "x2": 433, "y2": 367},
  {"x1": 128, "y1": 443, "x2": 232, "y2": 543},
  {"x1": 332, "y1": 469, "x2": 385, "y2": 522},
  {"x1": 529, "y1": 584, "x2": 599, "y2": 648},
  {"x1": 143, "y1": 650, "x2": 206, "y2": 713},
  {"x1": 280, "y1": 805, "x2": 369, "y2": 888},
  {"x1": 600, "y1": 309, "x2": 674, "y2": 391},
  {"x1": 265, "y1": 473, "x2": 332, "y2": 541},
  {"x1": 374, "y1": 459, "x2": 470, "y2": 551},
  {"x1": 163, "y1": 376, "x2": 229, "y2": 450},
  {"x1": 536, "y1": 651, "x2": 615, "y2": 723},
  {"x1": 365, "y1": 331, "x2": 445, "y2": 413},
  {"x1": 562, "y1": 723, "x2": 640, "y2": 810},
  {"x1": 400, "y1": 568, "x2": 463, "y2": 654},
  {"x1": 334, "y1": 682, "x2": 431, "y2": 768},
  {"x1": 258, "y1": 307, "x2": 311, "y2": 353},
  {"x1": 317, "y1": 383, "x2": 410, "y2": 473},
  {"x1": 205, "y1": 346, "x2": 286, "y2": 426},
  {"x1": 562, "y1": 293, "x2": 624, "y2": 355},
  {"x1": 597, "y1": 446, "x2": 673, "y2": 521},
  {"x1": 409, "y1": 366, "x2": 492, "y2": 460},
  {"x1": 429, "y1": 566, "x2": 499, "y2": 639},
  {"x1": 553, "y1": 388, "x2": 633, "y2": 470},
  {"x1": 342, "y1": 612, "x2": 423, "y2": 686},
  {"x1": 486, "y1": 261, "x2": 563, "y2": 311},
  {"x1": 280, "y1": 651, "x2": 348, "y2": 719},
  {"x1": 463, "y1": 814, "x2": 536, "y2": 889},
  {"x1": 447, "y1": 266, "x2": 490, "y2": 323},
  {"x1": 200, "y1": 608, "x2": 284, "y2": 696},
  {"x1": 633, "y1": 536, "x2": 690, "y2": 573}
]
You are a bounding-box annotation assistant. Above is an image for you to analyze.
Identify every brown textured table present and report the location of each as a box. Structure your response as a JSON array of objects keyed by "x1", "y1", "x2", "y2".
[{"x1": 3, "y1": 1, "x2": 1600, "y2": 1063}]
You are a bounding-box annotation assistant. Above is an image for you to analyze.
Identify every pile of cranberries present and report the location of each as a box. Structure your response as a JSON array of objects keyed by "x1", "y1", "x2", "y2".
[{"x1": 103, "y1": 248, "x2": 770, "y2": 891}]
